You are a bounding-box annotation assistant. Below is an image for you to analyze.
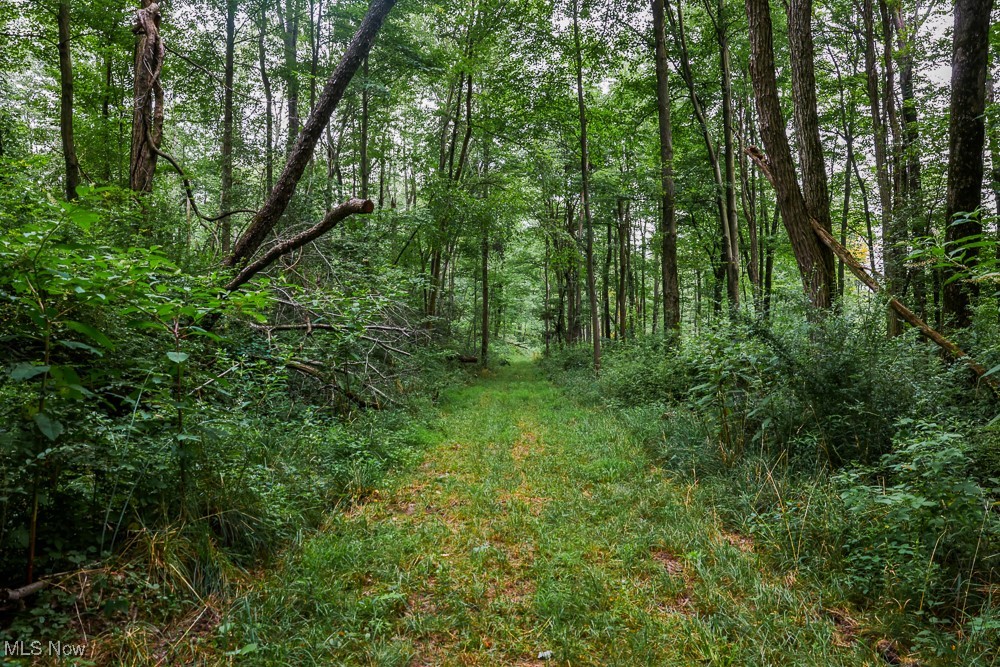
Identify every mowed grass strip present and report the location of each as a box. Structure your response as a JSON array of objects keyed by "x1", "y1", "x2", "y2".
[{"x1": 231, "y1": 362, "x2": 879, "y2": 666}]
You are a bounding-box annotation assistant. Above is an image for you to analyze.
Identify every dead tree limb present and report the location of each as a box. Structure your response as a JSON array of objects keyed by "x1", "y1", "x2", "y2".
[
  {"x1": 1, "y1": 580, "x2": 48, "y2": 603},
  {"x1": 747, "y1": 145, "x2": 999, "y2": 393},
  {"x1": 226, "y1": 198, "x2": 374, "y2": 291},
  {"x1": 146, "y1": 137, "x2": 257, "y2": 223},
  {"x1": 225, "y1": 0, "x2": 398, "y2": 267}
]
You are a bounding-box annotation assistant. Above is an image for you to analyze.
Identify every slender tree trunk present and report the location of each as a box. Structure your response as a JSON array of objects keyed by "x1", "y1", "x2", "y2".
[
  {"x1": 942, "y1": 0, "x2": 994, "y2": 328},
  {"x1": 861, "y1": 0, "x2": 899, "y2": 333},
  {"x1": 670, "y1": 0, "x2": 738, "y2": 310},
  {"x1": 280, "y1": 0, "x2": 300, "y2": 154},
  {"x1": 258, "y1": 3, "x2": 274, "y2": 194},
  {"x1": 617, "y1": 198, "x2": 627, "y2": 339},
  {"x1": 717, "y1": 0, "x2": 741, "y2": 313},
  {"x1": 653, "y1": 0, "x2": 680, "y2": 333},
  {"x1": 572, "y1": 0, "x2": 600, "y2": 371},
  {"x1": 57, "y1": 0, "x2": 81, "y2": 201},
  {"x1": 226, "y1": 0, "x2": 397, "y2": 267},
  {"x1": 220, "y1": 0, "x2": 237, "y2": 254},
  {"x1": 895, "y1": 5, "x2": 925, "y2": 316},
  {"x1": 360, "y1": 56, "x2": 369, "y2": 198}
]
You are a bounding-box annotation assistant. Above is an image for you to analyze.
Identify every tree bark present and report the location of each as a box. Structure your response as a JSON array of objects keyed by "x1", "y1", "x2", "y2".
[
  {"x1": 220, "y1": 0, "x2": 237, "y2": 254},
  {"x1": 129, "y1": 0, "x2": 164, "y2": 193},
  {"x1": 258, "y1": 3, "x2": 274, "y2": 194},
  {"x1": 57, "y1": 0, "x2": 81, "y2": 201},
  {"x1": 653, "y1": 0, "x2": 680, "y2": 333},
  {"x1": 572, "y1": 0, "x2": 600, "y2": 371},
  {"x1": 745, "y1": 0, "x2": 834, "y2": 309},
  {"x1": 942, "y1": 0, "x2": 994, "y2": 328},
  {"x1": 279, "y1": 0, "x2": 301, "y2": 154},
  {"x1": 670, "y1": 0, "x2": 738, "y2": 311},
  {"x1": 226, "y1": 0, "x2": 397, "y2": 267},
  {"x1": 360, "y1": 56, "x2": 370, "y2": 199},
  {"x1": 787, "y1": 0, "x2": 836, "y2": 301}
]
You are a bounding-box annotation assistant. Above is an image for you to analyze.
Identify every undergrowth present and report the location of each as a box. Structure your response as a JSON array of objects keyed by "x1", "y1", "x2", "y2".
[{"x1": 542, "y1": 302, "x2": 1000, "y2": 665}]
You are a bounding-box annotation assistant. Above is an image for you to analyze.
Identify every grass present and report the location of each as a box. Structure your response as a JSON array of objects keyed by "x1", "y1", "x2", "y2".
[{"x1": 222, "y1": 361, "x2": 882, "y2": 666}]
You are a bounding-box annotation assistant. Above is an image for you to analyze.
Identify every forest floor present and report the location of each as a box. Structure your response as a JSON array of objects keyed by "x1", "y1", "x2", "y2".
[{"x1": 233, "y1": 361, "x2": 882, "y2": 666}]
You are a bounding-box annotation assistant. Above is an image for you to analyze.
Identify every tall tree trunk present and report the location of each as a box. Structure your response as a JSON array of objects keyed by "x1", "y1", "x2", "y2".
[
  {"x1": 670, "y1": 0, "x2": 738, "y2": 311},
  {"x1": 129, "y1": 0, "x2": 164, "y2": 193},
  {"x1": 360, "y1": 56, "x2": 369, "y2": 198},
  {"x1": 942, "y1": 0, "x2": 994, "y2": 328},
  {"x1": 280, "y1": 0, "x2": 300, "y2": 154},
  {"x1": 745, "y1": 0, "x2": 834, "y2": 308},
  {"x1": 895, "y1": 5, "x2": 925, "y2": 317},
  {"x1": 861, "y1": 0, "x2": 899, "y2": 333},
  {"x1": 57, "y1": 0, "x2": 81, "y2": 201},
  {"x1": 653, "y1": 0, "x2": 680, "y2": 333},
  {"x1": 572, "y1": 0, "x2": 600, "y2": 371},
  {"x1": 226, "y1": 0, "x2": 397, "y2": 267},
  {"x1": 617, "y1": 198, "x2": 627, "y2": 339},
  {"x1": 787, "y1": 0, "x2": 836, "y2": 301},
  {"x1": 220, "y1": 0, "x2": 237, "y2": 254},
  {"x1": 258, "y1": 3, "x2": 274, "y2": 194},
  {"x1": 717, "y1": 0, "x2": 741, "y2": 313}
]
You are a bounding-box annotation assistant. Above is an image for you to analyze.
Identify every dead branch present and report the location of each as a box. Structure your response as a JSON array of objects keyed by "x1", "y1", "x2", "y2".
[{"x1": 225, "y1": 198, "x2": 374, "y2": 291}]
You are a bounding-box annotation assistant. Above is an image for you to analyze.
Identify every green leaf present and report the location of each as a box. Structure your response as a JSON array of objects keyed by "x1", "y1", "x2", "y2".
[
  {"x1": 166, "y1": 351, "x2": 189, "y2": 364},
  {"x1": 63, "y1": 321, "x2": 115, "y2": 350},
  {"x1": 33, "y1": 413, "x2": 64, "y2": 441},
  {"x1": 10, "y1": 363, "x2": 50, "y2": 381},
  {"x1": 58, "y1": 340, "x2": 103, "y2": 356}
]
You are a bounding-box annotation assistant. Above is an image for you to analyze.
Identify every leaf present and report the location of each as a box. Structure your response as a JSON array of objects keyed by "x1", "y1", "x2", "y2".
[
  {"x1": 63, "y1": 321, "x2": 115, "y2": 350},
  {"x1": 33, "y1": 413, "x2": 64, "y2": 442},
  {"x1": 58, "y1": 340, "x2": 104, "y2": 356},
  {"x1": 10, "y1": 363, "x2": 50, "y2": 381},
  {"x1": 166, "y1": 351, "x2": 189, "y2": 364}
]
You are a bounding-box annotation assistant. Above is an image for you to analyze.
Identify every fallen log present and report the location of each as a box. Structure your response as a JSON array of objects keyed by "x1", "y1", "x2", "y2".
[{"x1": 1, "y1": 580, "x2": 48, "y2": 603}]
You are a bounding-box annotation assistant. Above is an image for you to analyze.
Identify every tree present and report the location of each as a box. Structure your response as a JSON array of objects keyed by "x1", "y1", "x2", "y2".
[
  {"x1": 942, "y1": 0, "x2": 994, "y2": 328},
  {"x1": 226, "y1": 0, "x2": 398, "y2": 268},
  {"x1": 652, "y1": 0, "x2": 679, "y2": 333},
  {"x1": 57, "y1": 0, "x2": 81, "y2": 201},
  {"x1": 129, "y1": 0, "x2": 164, "y2": 193},
  {"x1": 745, "y1": 0, "x2": 835, "y2": 308}
]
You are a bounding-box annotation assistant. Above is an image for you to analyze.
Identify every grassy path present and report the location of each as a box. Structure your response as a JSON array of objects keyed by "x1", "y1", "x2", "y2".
[{"x1": 235, "y1": 362, "x2": 875, "y2": 666}]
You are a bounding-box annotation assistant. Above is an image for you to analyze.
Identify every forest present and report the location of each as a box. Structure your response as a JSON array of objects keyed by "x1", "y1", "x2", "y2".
[{"x1": 0, "y1": 0, "x2": 999, "y2": 663}]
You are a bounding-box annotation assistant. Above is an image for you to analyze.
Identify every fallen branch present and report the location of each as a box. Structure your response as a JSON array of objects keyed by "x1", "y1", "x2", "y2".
[
  {"x1": 1, "y1": 580, "x2": 48, "y2": 603},
  {"x1": 225, "y1": 198, "x2": 374, "y2": 291}
]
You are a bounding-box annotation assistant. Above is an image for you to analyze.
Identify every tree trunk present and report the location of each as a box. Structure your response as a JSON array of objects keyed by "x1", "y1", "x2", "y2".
[
  {"x1": 280, "y1": 0, "x2": 301, "y2": 154},
  {"x1": 653, "y1": 0, "x2": 680, "y2": 333},
  {"x1": 861, "y1": 0, "x2": 899, "y2": 333},
  {"x1": 573, "y1": 0, "x2": 600, "y2": 371},
  {"x1": 942, "y1": 0, "x2": 994, "y2": 329},
  {"x1": 57, "y1": 0, "x2": 81, "y2": 201},
  {"x1": 745, "y1": 0, "x2": 834, "y2": 309},
  {"x1": 226, "y1": 0, "x2": 397, "y2": 267},
  {"x1": 787, "y1": 0, "x2": 836, "y2": 300},
  {"x1": 220, "y1": 0, "x2": 237, "y2": 254},
  {"x1": 258, "y1": 3, "x2": 274, "y2": 195},
  {"x1": 129, "y1": 0, "x2": 164, "y2": 193},
  {"x1": 360, "y1": 56, "x2": 369, "y2": 198},
  {"x1": 717, "y1": 0, "x2": 741, "y2": 314},
  {"x1": 670, "y1": 0, "x2": 738, "y2": 311}
]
